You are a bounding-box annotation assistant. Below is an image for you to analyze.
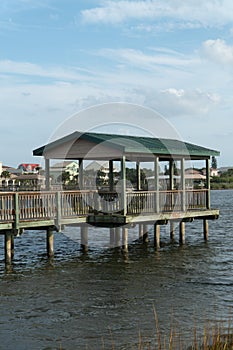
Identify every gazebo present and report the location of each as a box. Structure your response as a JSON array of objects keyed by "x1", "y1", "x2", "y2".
[{"x1": 33, "y1": 130, "x2": 220, "y2": 250}]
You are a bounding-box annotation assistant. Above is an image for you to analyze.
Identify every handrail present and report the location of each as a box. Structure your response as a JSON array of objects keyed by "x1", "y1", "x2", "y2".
[{"x1": 0, "y1": 189, "x2": 209, "y2": 224}]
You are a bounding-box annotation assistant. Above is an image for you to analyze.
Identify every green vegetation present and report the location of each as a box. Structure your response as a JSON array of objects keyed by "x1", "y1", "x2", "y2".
[{"x1": 211, "y1": 168, "x2": 233, "y2": 190}]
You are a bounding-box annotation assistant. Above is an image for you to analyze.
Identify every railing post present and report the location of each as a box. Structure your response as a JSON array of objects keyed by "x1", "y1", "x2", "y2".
[
  {"x1": 13, "y1": 192, "x2": 19, "y2": 231},
  {"x1": 55, "y1": 191, "x2": 61, "y2": 231}
]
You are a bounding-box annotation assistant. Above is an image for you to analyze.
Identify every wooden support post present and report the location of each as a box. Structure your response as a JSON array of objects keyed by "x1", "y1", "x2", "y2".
[
  {"x1": 46, "y1": 227, "x2": 54, "y2": 258},
  {"x1": 143, "y1": 224, "x2": 148, "y2": 243},
  {"x1": 5, "y1": 232, "x2": 12, "y2": 265},
  {"x1": 122, "y1": 227, "x2": 128, "y2": 251},
  {"x1": 170, "y1": 221, "x2": 175, "y2": 240},
  {"x1": 138, "y1": 223, "x2": 143, "y2": 239},
  {"x1": 179, "y1": 221, "x2": 185, "y2": 244},
  {"x1": 110, "y1": 227, "x2": 115, "y2": 247},
  {"x1": 115, "y1": 227, "x2": 121, "y2": 247},
  {"x1": 81, "y1": 225, "x2": 88, "y2": 252},
  {"x1": 203, "y1": 219, "x2": 208, "y2": 241},
  {"x1": 154, "y1": 223, "x2": 160, "y2": 249}
]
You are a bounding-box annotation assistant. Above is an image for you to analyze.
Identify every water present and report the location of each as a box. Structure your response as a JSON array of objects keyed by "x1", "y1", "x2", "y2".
[{"x1": 0, "y1": 190, "x2": 233, "y2": 349}]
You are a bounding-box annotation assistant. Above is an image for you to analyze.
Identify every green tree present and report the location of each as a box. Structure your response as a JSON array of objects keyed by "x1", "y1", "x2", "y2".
[
  {"x1": 1, "y1": 170, "x2": 11, "y2": 179},
  {"x1": 211, "y1": 156, "x2": 217, "y2": 169}
]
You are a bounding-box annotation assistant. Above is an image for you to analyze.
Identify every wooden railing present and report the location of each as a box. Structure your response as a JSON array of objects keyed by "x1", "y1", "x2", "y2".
[{"x1": 0, "y1": 189, "x2": 208, "y2": 223}]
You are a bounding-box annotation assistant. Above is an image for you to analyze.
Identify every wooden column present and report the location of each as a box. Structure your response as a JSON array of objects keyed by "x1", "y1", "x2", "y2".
[
  {"x1": 45, "y1": 158, "x2": 50, "y2": 190},
  {"x1": 179, "y1": 221, "x2": 185, "y2": 244},
  {"x1": 121, "y1": 156, "x2": 127, "y2": 215},
  {"x1": 5, "y1": 231, "x2": 12, "y2": 264},
  {"x1": 110, "y1": 227, "x2": 115, "y2": 247},
  {"x1": 79, "y1": 159, "x2": 84, "y2": 190},
  {"x1": 136, "y1": 161, "x2": 141, "y2": 190},
  {"x1": 169, "y1": 159, "x2": 174, "y2": 190},
  {"x1": 206, "y1": 158, "x2": 210, "y2": 209},
  {"x1": 122, "y1": 227, "x2": 128, "y2": 251},
  {"x1": 154, "y1": 223, "x2": 160, "y2": 249},
  {"x1": 109, "y1": 160, "x2": 114, "y2": 192},
  {"x1": 181, "y1": 158, "x2": 186, "y2": 211},
  {"x1": 170, "y1": 221, "x2": 175, "y2": 240},
  {"x1": 46, "y1": 227, "x2": 54, "y2": 258},
  {"x1": 154, "y1": 156, "x2": 160, "y2": 213},
  {"x1": 81, "y1": 225, "x2": 88, "y2": 252},
  {"x1": 203, "y1": 219, "x2": 209, "y2": 241}
]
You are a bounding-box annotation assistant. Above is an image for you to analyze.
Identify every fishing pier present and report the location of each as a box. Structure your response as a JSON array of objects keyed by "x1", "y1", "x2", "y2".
[{"x1": 1, "y1": 131, "x2": 220, "y2": 264}]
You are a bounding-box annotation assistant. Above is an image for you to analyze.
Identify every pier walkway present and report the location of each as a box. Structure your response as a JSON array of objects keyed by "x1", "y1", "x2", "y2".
[{"x1": 0, "y1": 188, "x2": 219, "y2": 264}]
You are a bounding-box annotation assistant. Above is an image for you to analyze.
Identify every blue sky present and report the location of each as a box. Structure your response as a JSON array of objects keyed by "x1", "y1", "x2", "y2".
[{"x1": 1, "y1": 0, "x2": 233, "y2": 167}]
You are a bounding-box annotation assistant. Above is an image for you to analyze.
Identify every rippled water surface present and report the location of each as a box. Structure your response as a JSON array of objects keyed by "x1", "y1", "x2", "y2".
[{"x1": 0, "y1": 190, "x2": 233, "y2": 349}]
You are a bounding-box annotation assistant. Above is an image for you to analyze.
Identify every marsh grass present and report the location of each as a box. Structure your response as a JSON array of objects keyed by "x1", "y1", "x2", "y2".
[
  {"x1": 58, "y1": 311, "x2": 233, "y2": 350},
  {"x1": 134, "y1": 310, "x2": 233, "y2": 350}
]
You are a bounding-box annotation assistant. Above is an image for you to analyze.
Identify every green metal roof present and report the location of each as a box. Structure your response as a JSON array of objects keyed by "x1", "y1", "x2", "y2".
[{"x1": 33, "y1": 131, "x2": 220, "y2": 158}]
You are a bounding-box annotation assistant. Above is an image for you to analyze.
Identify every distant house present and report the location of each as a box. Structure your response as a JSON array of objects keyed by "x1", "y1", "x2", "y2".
[
  {"x1": 202, "y1": 168, "x2": 219, "y2": 177},
  {"x1": 84, "y1": 161, "x2": 119, "y2": 188},
  {"x1": 50, "y1": 161, "x2": 79, "y2": 184},
  {"x1": 15, "y1": 174, "x2": 46, "y2": 190},
  {"x1": 18, "y1": 163, "x2": 40, "y2": 173}
]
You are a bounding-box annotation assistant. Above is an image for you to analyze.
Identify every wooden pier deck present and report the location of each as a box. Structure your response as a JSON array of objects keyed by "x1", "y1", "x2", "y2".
[{"x1": 0, "y1": 189, "x2": 219, "y2": 265}]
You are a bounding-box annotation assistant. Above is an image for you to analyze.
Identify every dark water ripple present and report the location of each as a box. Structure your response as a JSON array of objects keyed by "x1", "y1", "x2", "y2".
[{"x1": 0, "y1": 190, "x2": 233, "y2": 349}]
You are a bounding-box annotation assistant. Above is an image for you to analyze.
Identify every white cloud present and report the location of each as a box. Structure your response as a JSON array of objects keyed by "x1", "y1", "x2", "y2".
[
  {"x1": 202, "y1": 39, "x2": 233, "y2": 65},
  {"x1": 81, "y1": 0, "x2": 233, "y2": 27},
  {"x1": 97, "y1": 47, "x2": 198, "y2": 71},
  {"x1": 0, "y1": 59, "x2": 94, "y2": 82}
]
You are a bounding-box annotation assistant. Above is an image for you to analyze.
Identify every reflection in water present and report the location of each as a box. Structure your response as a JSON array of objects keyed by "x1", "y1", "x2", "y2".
[{"x1": 0, "y1": 190, "x2": 232, "y2": 349}]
